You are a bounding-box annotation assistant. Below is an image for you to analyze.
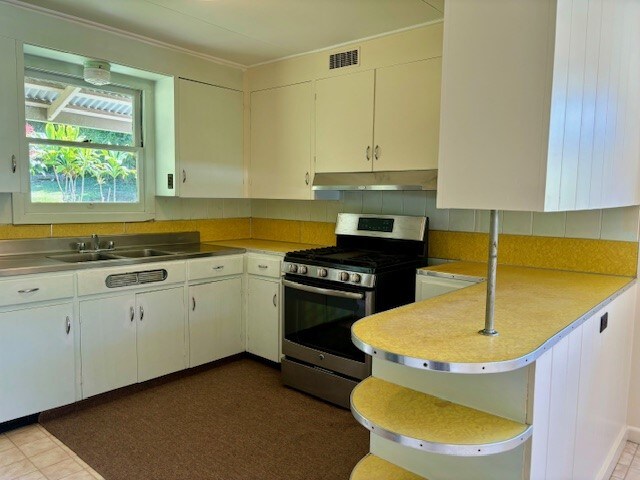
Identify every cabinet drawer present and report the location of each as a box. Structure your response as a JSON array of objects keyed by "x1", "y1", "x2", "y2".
[
  {"x1": 188, "y1": 255, "x2": 243, "y2": 281},
  {"x1": 0, "y1": 273, "x2": 74, "y2": 308},
  {"x1": 247, "y1": 255, "x2": 281, "y2": 278}
]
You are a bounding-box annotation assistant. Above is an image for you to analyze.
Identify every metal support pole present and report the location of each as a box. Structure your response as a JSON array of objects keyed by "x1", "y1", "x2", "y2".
[{"x1": 479, "y1": 210, "x2": 499, "y2": 336}]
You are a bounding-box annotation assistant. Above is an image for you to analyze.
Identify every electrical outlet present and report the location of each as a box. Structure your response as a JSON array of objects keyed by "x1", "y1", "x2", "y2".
[
  {"x1": 167, "y1": 173, "x2": 174, "y2": 189},
  {"x1": 600, "y1": 312, "x2": 608, "y2": 333}
]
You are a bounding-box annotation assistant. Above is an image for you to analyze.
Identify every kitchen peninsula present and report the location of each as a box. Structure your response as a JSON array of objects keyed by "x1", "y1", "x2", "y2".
[{"x1": 351, "y1": 262, "x2": 636, "y2": 479}]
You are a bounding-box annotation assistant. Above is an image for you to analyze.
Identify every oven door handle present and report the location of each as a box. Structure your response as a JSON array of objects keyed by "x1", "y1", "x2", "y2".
[{"x1": 282, "y1": 279, "x2": 364, "y2": 300}]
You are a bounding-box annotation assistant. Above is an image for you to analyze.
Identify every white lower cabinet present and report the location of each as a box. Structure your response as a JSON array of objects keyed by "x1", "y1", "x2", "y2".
[
  {"x1": 80, "y1": 294, "x2": 137, "y2": 398},
  {"x1": 188, "y1": 277, "x2": 243, "y2": 367},
  {"x1": 246, "y1": 276, "x2": 281, "y2": 362},
  {"x1": 136, "y1": 287, "x2": 186, "y2": 382},
  {"x1": 80, "y1": 286, "x2": 186, "y2": 398},
  {"x1": 0, "y1": 303, "x2": 75, "y2": 422}
]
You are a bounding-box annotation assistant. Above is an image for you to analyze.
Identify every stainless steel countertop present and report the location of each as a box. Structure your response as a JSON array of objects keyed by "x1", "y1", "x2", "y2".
[{"x1": 0, "y1": 233, "x2": 246, "y2": 277}]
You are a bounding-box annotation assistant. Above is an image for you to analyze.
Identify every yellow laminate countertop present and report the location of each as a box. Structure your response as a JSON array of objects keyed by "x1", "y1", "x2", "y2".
[
  {"x1": 352, "y1": 262, "x2": 634, "y2": 372},
  {"x1": 351, "y1": 377, "x2": 531, "y2": 455},
  {"x1": 351, "y1": 454, "x2": 427, "y2": 480},
  {"x1": 208, "y1": 239, "x2": 324, "y2": 255}
]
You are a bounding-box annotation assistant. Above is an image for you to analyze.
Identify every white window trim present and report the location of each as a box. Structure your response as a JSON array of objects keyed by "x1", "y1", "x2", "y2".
[{"x1": 12, "y1": 48, "x2": 158, "y2": 224}]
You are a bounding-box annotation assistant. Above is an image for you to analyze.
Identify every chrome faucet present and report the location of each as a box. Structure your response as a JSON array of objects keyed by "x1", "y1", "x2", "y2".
[{"x1": 91, "y1": 234, "x2": 100, "y2": 251}]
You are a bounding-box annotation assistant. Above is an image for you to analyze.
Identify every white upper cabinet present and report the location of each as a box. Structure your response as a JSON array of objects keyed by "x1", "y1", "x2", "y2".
[
  {"x1": 250, "y1": 82, "x2": 313, "y2": 199},
  {"x1": 315, "y1": 71, "x2": 375, "y2": 173},
  {"x1": 315, "y1": 58, "x2": 441, "y2": 174},
  {"x1": 437, "y1": 0, "x2": 640, "y2": 212},
  {"x1": 155, "y1": 78, "x2": 244, "y2": 198},
  {"x1": 0, "y1": 36, "x2": 20, "y2": 192}
]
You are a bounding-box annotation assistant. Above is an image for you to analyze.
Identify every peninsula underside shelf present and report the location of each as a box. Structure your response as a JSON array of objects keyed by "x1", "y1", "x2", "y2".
[
  {"x1": 350, "y1": 454, "x2": 427, "y2": 480},
  {"x1": 351, "y1": 377, "x2": 532, "y2": 456}
]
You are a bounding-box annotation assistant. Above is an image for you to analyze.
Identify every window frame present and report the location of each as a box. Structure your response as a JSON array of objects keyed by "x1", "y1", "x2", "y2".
[{"x1": 12, "y1": 48, "x2": 157, "y2": 224}]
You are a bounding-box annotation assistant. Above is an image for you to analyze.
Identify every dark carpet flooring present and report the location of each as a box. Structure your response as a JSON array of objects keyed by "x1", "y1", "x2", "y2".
[{"x1": 40, "y1": 358, "x2": 369, "y2": 480}]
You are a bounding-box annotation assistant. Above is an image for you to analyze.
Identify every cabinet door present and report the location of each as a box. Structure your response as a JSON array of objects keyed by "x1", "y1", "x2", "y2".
[
  {"x1": 188, "y1": 277, "x2": 243, "y2": 367},
  {"x1": 373, "y1": 58, "x2": 442, "y2": 171},
  {"x1": 178, "y1": 79, "x2": 243, "y2": 198},
  {"x1": 315, "y1": 71, "x2": 375, "y2": 173},
  {"x1": 137, "y1": 287, "x2": 186, "y2": 382},
  {"x1": 246, "y1": 277, "x2": 280, "y2": 362},
  {"x1": 0, "y1": 303, "x2": 75, "y2": 422},
  {"x1": 250, "y1": 82, "x2": 312, "y2": 199},
  {"x1": 0, "y1": 37, "x2": 20, "y2": 192},
  {"x1": 79, "y1": 294, "x2": 137, "y2": 398}
]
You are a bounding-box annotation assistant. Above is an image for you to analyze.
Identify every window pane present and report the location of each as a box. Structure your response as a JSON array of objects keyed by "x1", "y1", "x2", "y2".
[
  {"x1": 25, "y1": 76, "x2": 135, "y2": 146},
  {"x1": 29, "y1": 144, "x2": 139, "y2": 204}
]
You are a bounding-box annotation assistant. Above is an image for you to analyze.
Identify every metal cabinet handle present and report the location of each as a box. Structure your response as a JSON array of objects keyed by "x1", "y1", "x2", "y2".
[
  {"x1": 374, "y1": 145, "x2": 380, "y2": 160},
  {"x1": 65, "y1": 316, "x2": 71, "y2": 335},
  {"x1": 366, "y1": 146, "x2": 371, "y2": 161},
  {"x1": 258, "y1": 264, "x2": 268, "y2": 269},
  {"x1": 139, "y1": 305, "x2": 144, "y2": 321},
  {"x1": 130, "y1": 306, "x2": 135, "y2": 322},
  {"x1": 11, "y1": 155, "x2": 16, "y2": 173},
  {"x1": 182, "y1": 169, "x2": 186, "y2": 183},
  {"x1": 18, "y1": 288, "x2": 40, "y2": 294},
  {"x1": 192, "y1": 297, "x2": 196, "y2": 311},
  {"x1": 305, "y1": 172, "x2": 310, "y2": 185},
  {"x1": 212, "y1": 265, "x2": 224, "y2": 271},
  {"x1": 273, "y1": 293, "x2": 277, "y2": 307}
]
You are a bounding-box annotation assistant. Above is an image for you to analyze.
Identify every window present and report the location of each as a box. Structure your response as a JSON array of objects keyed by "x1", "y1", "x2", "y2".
[
  {"x1": 25, "y1": 71, "x2": 142, "y2": 204},
  {"x1": 13, "y1": 48, "x2": 158, "y2": 224}
]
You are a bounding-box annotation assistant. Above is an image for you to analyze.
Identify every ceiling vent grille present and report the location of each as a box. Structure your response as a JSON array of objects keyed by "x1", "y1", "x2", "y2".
[
  {"x1": 106, "y1": 269, "x2": 168, "y2": 288},
  {"x1": 329, "y1": 49, "x2": 359, "y2": 70}
]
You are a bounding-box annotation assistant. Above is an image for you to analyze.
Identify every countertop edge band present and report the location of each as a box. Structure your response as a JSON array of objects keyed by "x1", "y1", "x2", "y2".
[
  {"x1": 350, "y1": 399, "x2": 533, "y2": 457},
  {"x1": 417, "y1": 270, "x2": 485, "y2": 283},
  {"x1": 353, "y1": 279, "x2": 637, "y2": 374}
]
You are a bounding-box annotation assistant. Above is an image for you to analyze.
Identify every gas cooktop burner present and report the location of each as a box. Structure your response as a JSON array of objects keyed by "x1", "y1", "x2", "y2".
[{"x1": 286, "y1": 247, "x2": 415, "y2": 269}]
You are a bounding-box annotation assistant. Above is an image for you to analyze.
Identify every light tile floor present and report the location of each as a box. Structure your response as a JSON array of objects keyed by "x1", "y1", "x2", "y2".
[
  {"x1": 1, "y1": 424, "x2": 638, "y2": 480},
  {"x1": 612, "y1": 441, "x2": 640, "y2": 480},
  {"x1": 0, "y1": 424, "x2": 103, "y2": 480}
]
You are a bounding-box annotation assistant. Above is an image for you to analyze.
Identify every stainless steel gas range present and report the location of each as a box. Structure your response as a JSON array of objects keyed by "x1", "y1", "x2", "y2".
[{"x1": 281, "y1": 213, "x2": 428, "y2": 408}]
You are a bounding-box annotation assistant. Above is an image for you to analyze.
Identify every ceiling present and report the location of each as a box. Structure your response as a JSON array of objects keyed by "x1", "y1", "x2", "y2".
[{"x1": 16, "y1": 0, "x2": 444, "y2": 67}]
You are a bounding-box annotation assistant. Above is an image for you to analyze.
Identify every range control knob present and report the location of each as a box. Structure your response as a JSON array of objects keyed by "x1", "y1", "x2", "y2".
[
  {"x1": 339, "y1": 271, "x2": 350, "y2": 281},
  {"x1": 298, "y1": 265, "x2": 308, "y2": 274},
  {"x1": 350, "y1": 273, "x2": 362, "y2": 284},
  {"x1": 288, "y1": 264, "x2": 298, "y2": 273},
  {"x1": 317, "y1": 268, "x2": 328, "y2": 278}
]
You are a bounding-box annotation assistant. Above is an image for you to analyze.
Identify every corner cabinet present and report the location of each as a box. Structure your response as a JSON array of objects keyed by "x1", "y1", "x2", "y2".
[
  {"x1": 437, "y1": 0, "x2": 640, "y2": 211},
  {"x1": 315, "y1": 58, "x2": 441, "y2": 174},
  {"x1": 155, "y1": 77, "x2": 244, "y2": 198},
  {"x1": 187, "y1": 255, "x2": 244, "y2": 368},
  {"x1": 249, "y1": 82, "x2": 313, "y2": 199},
  {"x1": 245, "y1": 253, "x2": 282, "y2": 362},
  {"x1": 0, "y1": 36, "x2": 21, "y2": 192}
]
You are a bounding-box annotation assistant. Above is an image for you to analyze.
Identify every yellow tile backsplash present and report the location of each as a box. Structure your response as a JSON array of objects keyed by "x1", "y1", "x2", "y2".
[
  {"x1": 429, "y1": 230, "x2": 638, "y2": 277},
  {"x1": 0, "y1": 216, "x2": 636, "y2": 277},
  {"x1": 52, "y1": 223, "x2": 126, "y2": 237},
  {"x1": 196, "y1": 218, "x2": 251, "y2": 242},
  {"x1": 251, "y1": 218, "x2": 302, "y2": 243},
  {"x1": 0, "y1": 224, "x2": 51, "y2": 240},
  {"x1": 300, "y1": 222, "x2": 337, "y2": 246}
]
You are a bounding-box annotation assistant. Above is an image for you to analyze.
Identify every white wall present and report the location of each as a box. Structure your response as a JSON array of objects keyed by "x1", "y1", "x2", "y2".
[
  {"x1": 0, "y1": 2, "x2": 243, "y2": 89},
  {"x1": 252, "y1": 191, "x2": 640, "y2": 242}
]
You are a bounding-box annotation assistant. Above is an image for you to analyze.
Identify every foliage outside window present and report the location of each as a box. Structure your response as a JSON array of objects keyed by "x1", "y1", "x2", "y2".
[{"x1": 24, "y1": 71, "x2": 142, "y2": 205}]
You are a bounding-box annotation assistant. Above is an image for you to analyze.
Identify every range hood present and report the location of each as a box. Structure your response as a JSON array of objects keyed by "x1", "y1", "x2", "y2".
[{"x1": 312, "y1": 170, "x2": 437, "y2": 191}]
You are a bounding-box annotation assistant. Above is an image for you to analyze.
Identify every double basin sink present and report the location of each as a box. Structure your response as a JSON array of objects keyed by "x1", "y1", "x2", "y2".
[{"x1": 49, "y1": 248, "x2": 177, "y2": 263}]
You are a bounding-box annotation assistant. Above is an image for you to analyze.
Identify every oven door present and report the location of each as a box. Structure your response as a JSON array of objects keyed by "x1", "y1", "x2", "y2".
[{"x1": 282, "y1": 277, "x2": 373, "y2": 379}]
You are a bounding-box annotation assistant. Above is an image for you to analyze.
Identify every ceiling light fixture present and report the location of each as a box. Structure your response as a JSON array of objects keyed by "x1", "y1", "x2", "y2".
[{"x1": 83, "y1": 60, "x2": 111, "y2": 86}]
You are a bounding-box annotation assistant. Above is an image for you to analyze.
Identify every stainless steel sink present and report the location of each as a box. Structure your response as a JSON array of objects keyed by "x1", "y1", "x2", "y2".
[
  {"x1": 49, "y1": 252, "x2": 121, "y2": 263},
  {"x1": 111, "y1": 249, "x2": 176, "y2": 258}
]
